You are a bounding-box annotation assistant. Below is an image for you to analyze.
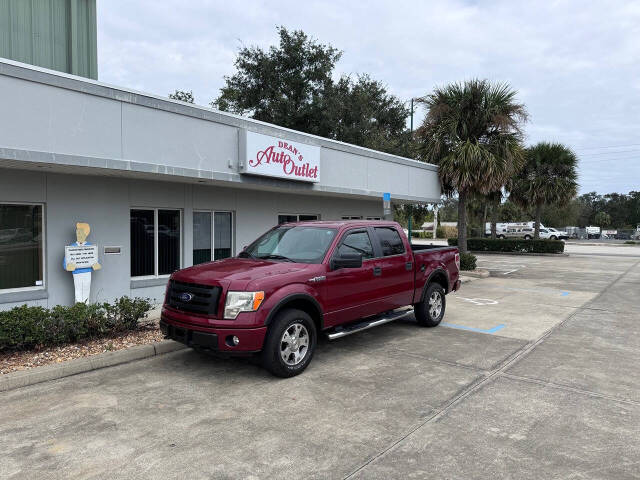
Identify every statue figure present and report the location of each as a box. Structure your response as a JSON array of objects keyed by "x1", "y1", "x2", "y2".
[{"x1": 63, "y1": 222, "x2": 101, "y2": 303}]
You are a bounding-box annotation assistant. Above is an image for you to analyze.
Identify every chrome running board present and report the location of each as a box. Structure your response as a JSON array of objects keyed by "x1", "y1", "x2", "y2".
[{"x1": 326, "y1": 306, "x2": 414, "y2": 340}]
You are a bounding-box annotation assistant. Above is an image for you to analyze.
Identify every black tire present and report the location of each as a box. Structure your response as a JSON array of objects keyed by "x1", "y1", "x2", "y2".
[
  {"x1": 414, "y1": 283, "x2": 446, "y2": 327},
  {"x1": 550, "y1": 235, "x2": 557, "y2": 240},
  {"x1": 261, "y1": 308, "x2": 317, "y2": 378},
  {"x1": 498, "y1": 235, "x2": 505, "y2": 239},
  {"x1": 524, "y1": 235, "x2": 532, "y2": 240}
]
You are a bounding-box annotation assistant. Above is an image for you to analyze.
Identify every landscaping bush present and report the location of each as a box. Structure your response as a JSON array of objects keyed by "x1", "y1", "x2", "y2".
[
  {"x1": 447, "y1": 237, "x2": 565, "y2": 254},
  {"x1": 460, "y1": 252, "x2": 477, "y2": 271},
  {"x1": 0, "y1": 297, "x2": 152, "y2": 351},
  {"x1": 412, "y1": 230, "x2": 433, "y2": 239},
  {"x1": 624, "y1": 240, "x2": 637, "y2": 245}
]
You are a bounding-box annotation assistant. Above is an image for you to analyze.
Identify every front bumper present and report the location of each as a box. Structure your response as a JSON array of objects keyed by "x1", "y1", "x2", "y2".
[{"x1": 160, "y1": 314, "x2": 267, "y2": 353}]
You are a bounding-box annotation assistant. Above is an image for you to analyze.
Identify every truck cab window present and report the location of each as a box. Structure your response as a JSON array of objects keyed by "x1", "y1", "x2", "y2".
[
  {"x1": 374, "y1": 227, "x2": 405, "y2": 256},
  {"x1": 337, "y1": 231, "x2": 374, "y2": 259}
]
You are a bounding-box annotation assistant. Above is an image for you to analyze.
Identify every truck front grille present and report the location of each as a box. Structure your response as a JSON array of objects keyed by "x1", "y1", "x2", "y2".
[{"x1": 167, "y1": 280, "x2": 221, "y2": 316}]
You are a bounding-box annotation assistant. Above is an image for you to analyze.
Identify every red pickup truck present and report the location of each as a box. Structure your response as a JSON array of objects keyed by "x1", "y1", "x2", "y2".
[{"x1": 161, "y1": 221, "x2": 461, "y2": 377}]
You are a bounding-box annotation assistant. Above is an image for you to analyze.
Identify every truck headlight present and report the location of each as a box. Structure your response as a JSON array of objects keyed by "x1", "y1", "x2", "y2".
[{"x1": 224, "y1": 291, "x2": 265, "y2": 319}]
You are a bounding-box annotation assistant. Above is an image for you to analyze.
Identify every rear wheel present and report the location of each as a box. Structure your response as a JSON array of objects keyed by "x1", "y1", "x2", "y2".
[
  {"x1": 498, "y1": 235, "x2": 505, "y2": 239},
  {"x1": 524, "y1": 234, "x2": 532, "y2": 240},
  {"x1": 261, "y1": 308, "x2": 317, "y2": 378},
  {"x1": 550, "y1": 235, "x2": 557, "y2": 240},
  {"x1": 414, "y1": 283, "x2": 446, "y2": 327}
]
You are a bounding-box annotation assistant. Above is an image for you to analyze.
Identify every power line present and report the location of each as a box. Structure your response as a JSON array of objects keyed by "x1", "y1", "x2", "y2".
[
  {"x1": 574, "y1": 143, "x2": 640, "y2": 152},
  {"x1": 578, "y1": 148, "x2": 640, "y2": 157},
  {"x1": 579, "y1": 154, "x2": 640, "y2": 163}
]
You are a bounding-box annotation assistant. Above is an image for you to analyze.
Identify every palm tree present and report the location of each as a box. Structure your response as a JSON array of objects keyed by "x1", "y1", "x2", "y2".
[
  {"x1": 415, "y1": 79, "x2": 527, "y2": 254},
  {"x1": 486, "y1": 189, "x2": 503, "y2": 239},
  {"x1": 510, "y1": 142, "x2": 578, "y2": 238}
]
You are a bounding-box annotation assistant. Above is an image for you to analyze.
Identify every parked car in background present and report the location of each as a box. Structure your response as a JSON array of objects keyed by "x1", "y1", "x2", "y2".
[
  {"x1": 499, "y1": 226, "x2": 535, "y2": 239},
  {"x1": 161, "y1": 220, "x2": 461, "y2": 377},
  {"x1": 586, "y1": 226, "x2": 601, "y2": 239},
  {"x1": 485, "y1": 221, "x2": 542, "y2": 237},
  {"x1": 545, "y1": 228, "x2": 568, "y2": 240},
  {"x1": 615, "y1": 231, "x2": 632, "y2": 240}
]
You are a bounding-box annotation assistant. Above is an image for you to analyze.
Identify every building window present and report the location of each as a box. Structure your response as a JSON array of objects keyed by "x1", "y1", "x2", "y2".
[
  {"x1": 374, "y1": 227, "x2": 405, "y2": 256},
  {"x1": 193, "y1": 211, "x2": 233, "y2": 265},
  {"x1": 341, "y1": 216, "x2": 363, "y2": 220},
  {"x1": 0, "y1": 204, "x2": 44, "y2": 290},
  {"x1": 366, "y1": 216, "x2": 382, "y2": 220},
  {"x1": 277, "y1": 214, "x2": 319, "y2": 224},
  {"x1": 130, "y1": 209, "x2": 181, "y2": 277}
]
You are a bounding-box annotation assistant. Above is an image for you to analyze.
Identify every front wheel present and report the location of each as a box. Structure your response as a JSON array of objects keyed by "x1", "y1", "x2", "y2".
[
  {"x1": 261, "y1": 308, "x2": 317, "y2": 378},
  {"x1": 550, "y1": 235, "x2": 557, "y2": 240},
  {"x1": 414, "y1": 283, "x2": 446, "y2": 327},
  {"x1": 524, "y1": 235, "x2": 532, "y2": 240}
]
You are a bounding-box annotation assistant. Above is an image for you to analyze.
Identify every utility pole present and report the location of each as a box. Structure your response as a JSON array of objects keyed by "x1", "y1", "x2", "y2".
[
  {"x1": 410, "y1": 98, "x2": 414, "y2": 132},
  {"x1": 433, "y1": 206, "x2": 438, "y2": 239}
]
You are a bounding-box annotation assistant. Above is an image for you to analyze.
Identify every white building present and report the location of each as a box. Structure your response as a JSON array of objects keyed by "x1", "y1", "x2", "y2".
[{"x1": 0, "y1": 59, "x2": 441, "y2": 309}]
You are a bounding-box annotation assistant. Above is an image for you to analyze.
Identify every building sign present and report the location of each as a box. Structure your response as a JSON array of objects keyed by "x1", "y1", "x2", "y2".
[
  {"x1": 241, "y1": 131, "x2": 320, "y2": 182},
  {"x1": 64, "y1": 244, "x2": 98, "y2": 269}
]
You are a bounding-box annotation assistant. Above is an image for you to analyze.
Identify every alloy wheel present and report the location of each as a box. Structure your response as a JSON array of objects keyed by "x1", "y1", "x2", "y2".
[{"x1": 280, "y1": 323, "x2": 310, "y2": 366}]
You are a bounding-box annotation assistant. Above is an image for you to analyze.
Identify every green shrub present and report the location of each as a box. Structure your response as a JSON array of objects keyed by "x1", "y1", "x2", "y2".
[
  {"x1": 0, "y1": 297, "x2": 152, "y2": 351},
  {"x1": 460, "y1": 252, "x2": 477, "y2": 271},
  {"x1": 624, "y1": 240, "x2": 637, "y2": 245},
  {"x1": 447, "y1": 237, "x2": 565, "y2": 254}
]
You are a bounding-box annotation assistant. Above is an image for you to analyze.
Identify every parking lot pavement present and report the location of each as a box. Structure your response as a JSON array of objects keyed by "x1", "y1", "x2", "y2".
[{"x1": 1, "y1": 246, "x2": 639, "y2": 479}]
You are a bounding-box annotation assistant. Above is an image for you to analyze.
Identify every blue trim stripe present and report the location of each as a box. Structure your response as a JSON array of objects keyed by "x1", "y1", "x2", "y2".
[{"x1": 441, "y1": 322, "x2": 506, "y2": 334}]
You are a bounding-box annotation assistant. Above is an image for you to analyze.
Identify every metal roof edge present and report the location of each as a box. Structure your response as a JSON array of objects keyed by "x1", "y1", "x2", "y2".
[{"x1": 0, "y1": 58, "x2": 437, "y2": 172}]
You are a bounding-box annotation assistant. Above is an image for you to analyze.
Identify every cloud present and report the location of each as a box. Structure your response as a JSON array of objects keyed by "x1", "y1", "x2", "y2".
[{"x1": 97, "y1": 0, "x2": 640, "y2": 194}]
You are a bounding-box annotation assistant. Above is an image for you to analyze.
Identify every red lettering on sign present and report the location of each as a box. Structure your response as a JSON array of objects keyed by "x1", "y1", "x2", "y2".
[{"x1": 248, "y1": 141, "x2": 317, "y2": 180}]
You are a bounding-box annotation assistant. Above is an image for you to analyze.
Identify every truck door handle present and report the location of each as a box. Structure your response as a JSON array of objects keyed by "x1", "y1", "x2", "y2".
[
  {"x1": 373, "y1": 266, "x2": 382, "y2": 276},
  {"x1": 406, "y1": 262, "x2": 413, "y2": 271}
]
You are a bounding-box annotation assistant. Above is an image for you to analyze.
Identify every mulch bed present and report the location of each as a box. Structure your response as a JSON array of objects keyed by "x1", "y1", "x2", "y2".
[{"x1": 0, "y1": 323, "x2": 164, "y2": 375}]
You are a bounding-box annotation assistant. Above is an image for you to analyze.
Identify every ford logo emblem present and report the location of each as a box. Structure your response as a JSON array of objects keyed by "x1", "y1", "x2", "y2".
[{"x1": 179, "y1": 292, "x2": 194, "y2": 302}]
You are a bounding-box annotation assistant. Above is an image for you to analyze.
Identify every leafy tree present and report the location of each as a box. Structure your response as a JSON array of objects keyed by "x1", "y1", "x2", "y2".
[
  {"x1": 414, "y1": 79, "x2": 527, "y2": 253},
  {"x1": 212, "y1": 27, "x2": 410, "y2": 155},
  {"x1": 485, "y1": 190, "x2": 503, "y2": 239},
  {"x1": 541, "y1": 199, "x2": 580, "y2": 228},
  {"x1": 213, "y1": 27, "x2": 339, "y2": 137},
  {"x1": 499, "y1": 200, "x2": 529, "y2": 222},
  {"x1": 327, "y1": 74, "x2": 411, "y2": 156},
  {"x1": 169, "y1": 90, "x2": 195, "y2": 103},
  {"x1": 510, "y1": 142, "x2": 578, "y2": 238},
  {"x1": 594, "y1": 211, "x2": 611, "y2": 228}
]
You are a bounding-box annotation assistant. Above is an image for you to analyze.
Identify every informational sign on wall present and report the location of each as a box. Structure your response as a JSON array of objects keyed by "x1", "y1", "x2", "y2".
[
  {"x1": 65, "y1": 245, "x2": 98, "y2": 269},
  {"x1": 383, "y1": 192, "x2": 391, "y2": 215},
  {"x1": 240, "y1": 130, "x2": 320, "y2": 183}
]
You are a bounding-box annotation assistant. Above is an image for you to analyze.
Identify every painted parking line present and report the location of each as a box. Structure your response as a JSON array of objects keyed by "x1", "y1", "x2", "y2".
[
  {"x1": 458, "y1": 297, "x2": 499, "y2": 306},
  {"x1": 441, "y1": 322, "x2": 506, "y2": 334},
  {"x1": 473, "y1": 285, "x2": 570, "y2": 297}
]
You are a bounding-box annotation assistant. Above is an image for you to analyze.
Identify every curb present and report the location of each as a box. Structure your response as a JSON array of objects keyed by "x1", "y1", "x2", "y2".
[
  {"x1": 470, "y1": 251, "x2": 569, "y2": 257},
  {"x1": 460, "y1": 269, "x2": 490, "y2": 278},
  {"x1": 0, "y1": 340, "x2": 186, "y2": 393}
]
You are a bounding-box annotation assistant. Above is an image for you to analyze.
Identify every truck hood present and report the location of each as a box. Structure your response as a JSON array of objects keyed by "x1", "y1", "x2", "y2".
[{"x1": 171, "y1": 257, "x2": 315, "y2": 289}]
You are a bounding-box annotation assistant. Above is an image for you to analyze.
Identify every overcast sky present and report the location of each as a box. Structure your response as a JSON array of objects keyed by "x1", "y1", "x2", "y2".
[{"x1": 97, "y1": 0, "x2": 640, "y2": 195}]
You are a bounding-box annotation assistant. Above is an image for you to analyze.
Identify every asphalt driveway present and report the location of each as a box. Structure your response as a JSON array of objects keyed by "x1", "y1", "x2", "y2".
[{"x1": 1, "y1": 247, "x2": 639, "y2": 479}]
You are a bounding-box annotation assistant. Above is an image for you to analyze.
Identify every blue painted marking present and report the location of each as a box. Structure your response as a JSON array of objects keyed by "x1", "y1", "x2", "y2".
[
  {"x1": 383, "y1": 192, "x2": 391, "y2": 201},
  {"x1": 441, "y1": 322, "x2": 506, "y2": 334},
  {"x1": 560, "y1": 291, "x2": 569, "y2": 296}
]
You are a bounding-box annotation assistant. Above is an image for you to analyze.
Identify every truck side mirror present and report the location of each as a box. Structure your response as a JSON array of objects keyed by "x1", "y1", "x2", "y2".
[{"x1": 331, "y1": 253, "x2": 363, "y2": 270}]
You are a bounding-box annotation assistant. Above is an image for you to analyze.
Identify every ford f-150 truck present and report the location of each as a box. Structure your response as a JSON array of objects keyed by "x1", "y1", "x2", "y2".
[{"x1": 160, "y1": 220, "x2": 461, "y2": 377}]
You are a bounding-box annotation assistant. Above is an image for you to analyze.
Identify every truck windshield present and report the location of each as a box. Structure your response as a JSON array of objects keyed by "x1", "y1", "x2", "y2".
[{"x1": 240, "y1": 226, "x2": 337, "y2": 264}]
